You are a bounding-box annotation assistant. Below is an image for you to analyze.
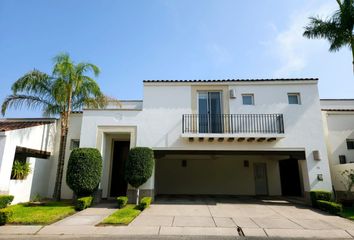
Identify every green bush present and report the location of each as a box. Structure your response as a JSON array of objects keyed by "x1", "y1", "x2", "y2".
[
  {"x1": 0, "y1": 195, "x2": 14, "y2": 209},
  {"x1": 310, "y1": 190, "x2": 332, "y2": 208},
  {"x1": 124, "y1": 147, "x2": 154, "y2": 188},
  {"x1": 317, "y1": 200, "x2": 343, "y2": 215},
  {"x1": 11, "y1": 160, "x2": 31, "y2": 180},
  {"x1": 75, "y1": 196, "x2": 93, "y2": 211},
  {"x1": 66, "y1": 148, "x2": 103, "y2": 197},
  {"x1": 117, "y1": 196, "x2": 128, "y2": 209},
  {"x1": 0, "y1": 208, "x2": 12, "y2": 226},
  {"x1": 139, "y1": 197, "x2": 152, "y2": 210}
]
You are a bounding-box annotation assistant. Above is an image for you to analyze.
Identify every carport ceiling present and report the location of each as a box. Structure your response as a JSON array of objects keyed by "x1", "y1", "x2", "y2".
[{"x1": 154, "y1": 150, "x2": 306, "y2": 160}]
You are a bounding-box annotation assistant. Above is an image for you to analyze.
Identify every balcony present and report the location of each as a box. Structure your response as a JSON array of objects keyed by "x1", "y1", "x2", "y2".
[{"x1": 182, "y1": 114, "x2": 284, "y2": 142}]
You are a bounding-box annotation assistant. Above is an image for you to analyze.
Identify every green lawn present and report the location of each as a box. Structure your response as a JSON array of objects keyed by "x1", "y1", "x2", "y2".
[
  {"x1": 7, "y1": 201, "x2": 76, "y2": 225},
  {"x1": 340, "y1": 207, "x2": 354, "y2": 220},
  {"x1": 101, "y1": 204, "x2": 141, "y2": 225}
]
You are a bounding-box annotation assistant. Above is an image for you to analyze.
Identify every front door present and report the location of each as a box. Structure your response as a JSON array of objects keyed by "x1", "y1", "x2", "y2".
[
  {"x1": 198, "y1": 91, "x2": 223, "y2": 133},
  {"x1": 110, "y1": 141, "x2": 129, "y2": 197},
  {"x1": 254, "y1": 163, "x2": 268, "y2": 195},
  {"x1": 279, "y1": 159, "x2": 302, "y2": 196}
]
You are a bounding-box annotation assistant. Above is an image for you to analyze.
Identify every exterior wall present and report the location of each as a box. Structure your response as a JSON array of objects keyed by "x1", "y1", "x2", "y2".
[
  {"x1": 0, "y1": 123, "x2": 56, "y2": 195},
  {"x1": 78, "y1": 80, "x2": 332, "y2": 197},
  {"x1": 47, "y1": 113, "x2": 83, "y2": 199},
  {"x1": 156, "y1": 155, "x2": 282, "y2": 195},
  {"x1": 321, "y1": 99, "x2": 354, "y2": 195},
  {"x1": 9, "y1": 157, "x2": 51, "y2": 204}
]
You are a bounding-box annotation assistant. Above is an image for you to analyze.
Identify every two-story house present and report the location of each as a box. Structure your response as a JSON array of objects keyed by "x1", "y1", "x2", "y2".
[{"x1": 0, "y1": 78, "x2": 334, "y2": 203}]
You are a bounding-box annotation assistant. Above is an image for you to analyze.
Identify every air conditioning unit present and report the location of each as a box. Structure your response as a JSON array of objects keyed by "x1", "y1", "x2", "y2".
[{"x1": 229, "y1": 89, "x2": 236, "y2": 99}]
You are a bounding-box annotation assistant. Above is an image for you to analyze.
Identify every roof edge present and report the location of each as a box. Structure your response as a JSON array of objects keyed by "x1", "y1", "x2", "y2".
[{"x1": 143, "y1": 78, "x2": 319, "y2": 83}]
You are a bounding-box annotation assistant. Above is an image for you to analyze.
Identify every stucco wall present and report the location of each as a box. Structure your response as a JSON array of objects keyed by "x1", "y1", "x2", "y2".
[
  {"x1": 47, "y1": 113, "x2": 83, "y2": 199},
  {"x1": 0, "y1": 123, "x2": 56, "y2": 194},
  {"x1": 9, "y1": 157, "x2": 51, "y2": 204},
  {"x1": 79, "y1": 81, "x2": 332, "y2": 194}
]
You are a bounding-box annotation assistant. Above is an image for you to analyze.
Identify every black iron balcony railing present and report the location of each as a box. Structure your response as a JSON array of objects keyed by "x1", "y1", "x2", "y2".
[{"x1": 182, "y1": 114, "x2": 284, "y2": 134}]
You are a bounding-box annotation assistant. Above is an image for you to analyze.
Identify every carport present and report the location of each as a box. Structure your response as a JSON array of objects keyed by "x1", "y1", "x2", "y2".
[{"x1": 154, "y1": 150, "x2": 306, "y2": 197}]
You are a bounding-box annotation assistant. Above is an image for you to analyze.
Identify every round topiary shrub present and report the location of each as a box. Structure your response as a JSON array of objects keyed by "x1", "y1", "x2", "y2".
[
  {"x1": 66, "y1": 148, "x2": 102, "y2": 197},
  {"x1": 124, "y1": 147, "x2": 154, "y2": 188}
]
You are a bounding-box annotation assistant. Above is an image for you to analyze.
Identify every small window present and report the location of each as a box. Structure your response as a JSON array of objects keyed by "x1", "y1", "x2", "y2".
[
  {"x1": 347, "y1": 139, "x2": 354, "y2": 150},
  {"x1": 70, "y1": 139, "x2": 80, "y2": 150},
  {"x1": 242, "y1": 94, "x2": 254, "y2": 105},
  {"x1": 339, "y1": 155, "x2": 347, "y2": 164},
  {"x1": 288, "y1": 93, "x2": 301, "y2": 104}
]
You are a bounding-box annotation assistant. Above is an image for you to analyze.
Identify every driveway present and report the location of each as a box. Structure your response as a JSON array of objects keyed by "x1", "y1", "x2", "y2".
[{"x1": 130, "y1": 196, "x2": 354, "y2": 238}]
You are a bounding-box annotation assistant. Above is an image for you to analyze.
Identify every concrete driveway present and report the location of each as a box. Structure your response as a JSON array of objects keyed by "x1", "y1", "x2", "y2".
[{"x1": 130, "y1": 196, "x2": 354, "y2": 238}]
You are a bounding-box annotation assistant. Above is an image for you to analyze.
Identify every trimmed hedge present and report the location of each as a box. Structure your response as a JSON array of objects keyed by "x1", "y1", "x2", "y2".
[
  {"x1": 117, "y1": 196, "x2": 128, "y2": 209},
  {"x1": 0, "y1": 195, "x2": 14, "y2": 209},
  {"x1": 139, "y1": 197, "x2": 152, "y2": 210},
  {"x1": 66, "y1": 148, "x2": 103, "y2": 197},
  {"x1": 0, "y1": 208, "x2": 12, "y2": 226},
  {"x1": 317, "y1": 200, "x2": 343, "y2": 215},
  {"x1": 124, "y1": 147, "x2": 154, "y2": 188},
  {"x1": 310, "y1": 190, "x2": 332, "y2": 208},
  {"x1": 75, "y1": 196, "x2": 93, "y2": 211}
]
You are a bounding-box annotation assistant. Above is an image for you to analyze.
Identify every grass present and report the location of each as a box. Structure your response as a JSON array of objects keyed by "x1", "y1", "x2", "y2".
[
  {"x1": 340, "y1": 207, "x2": 354, "y2": 220},
  {"x1": 100, "y1": 204, "x2": 141, "y2": 225},
  {"x1": 7, "y1": 201, "x2": 76, "y2": 225}
]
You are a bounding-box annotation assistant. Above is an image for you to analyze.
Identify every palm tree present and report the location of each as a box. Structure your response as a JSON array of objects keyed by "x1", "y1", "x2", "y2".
[
  {"x1": 303, "y1": 0, "x2": 354, "y2": 73},
  {"x1": 1, "y1": 53, "x2": 107, "y2": 200}
]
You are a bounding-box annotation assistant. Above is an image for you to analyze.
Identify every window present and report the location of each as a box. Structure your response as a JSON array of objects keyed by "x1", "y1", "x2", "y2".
[
  {"x1": 347, "y1": 139, "x2": 354, "y2": 149},
  {"x1": 70, "y1": 139, "x2": 80, "y2": 150},
  {"x1": 288, "y1": 93, "x2": 301, "y2": 104},
  {"x1": 339, "y1": 155, "x2": 347, "y2": 164},
  {"x1": 242, "y1": 94, "x2": 254, "y2": 105}
]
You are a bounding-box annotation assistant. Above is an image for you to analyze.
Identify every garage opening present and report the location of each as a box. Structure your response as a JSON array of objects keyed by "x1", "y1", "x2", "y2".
[
  {"x1": 279, "y1": 158, "x2": 302, "y2": 196},
  {"x1": 154, "y1": 150, "x2": 305, "y2": 197}
]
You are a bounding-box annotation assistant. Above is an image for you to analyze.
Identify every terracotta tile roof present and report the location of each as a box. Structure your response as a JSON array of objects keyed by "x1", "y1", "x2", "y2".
[
  {"x1": 0, "y1": 118, "x2": 56, "y2": 132},
  {"x1": 143, "y1": 78, "x2": 318, "y2": 83}
]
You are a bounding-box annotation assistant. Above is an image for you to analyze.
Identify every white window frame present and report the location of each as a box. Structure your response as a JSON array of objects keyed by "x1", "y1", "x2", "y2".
[
  {"x1": 288, "y1": 93, "x2": 301, "y2": 105},
  {"x1": 242, "y1": 94, "x2": 254, "y2": 105}
]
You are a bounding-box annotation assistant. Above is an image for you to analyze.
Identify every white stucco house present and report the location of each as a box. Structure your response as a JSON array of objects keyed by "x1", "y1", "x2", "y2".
[{"x1": 1, "y1": 78, "x2": 353, "y2": 203}]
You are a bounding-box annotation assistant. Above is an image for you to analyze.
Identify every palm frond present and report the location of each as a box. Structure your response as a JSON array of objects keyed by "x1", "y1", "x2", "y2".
[
  {"x1": 11, "y1": 70, "x2": 52, "y2": 96},
  {"x1": 1, "y1": 94, "x2": 59, "y2": 116}
]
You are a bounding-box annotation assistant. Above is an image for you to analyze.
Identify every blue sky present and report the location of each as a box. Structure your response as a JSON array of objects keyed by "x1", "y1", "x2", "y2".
[{"x1": 0, "y1": 0, "x2": 353, "y2": 118}]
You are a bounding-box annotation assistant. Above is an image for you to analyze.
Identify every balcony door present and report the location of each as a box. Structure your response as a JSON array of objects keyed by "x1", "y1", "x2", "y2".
[{"x1": 198, "y1": 91, "x2": 223, "y2": 133}]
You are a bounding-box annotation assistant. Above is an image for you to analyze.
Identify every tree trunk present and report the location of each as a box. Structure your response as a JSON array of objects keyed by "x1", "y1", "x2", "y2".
[
  {"x1": 53, "y1": 88, "x2": 73, "y2": 201},
  {"x1": 136, "y1": 188, "x2": 140, "y2": 205},
  {"x1": 351, "y1": 42, "x2": 354, "y2": 75},
  {"x1": 52, "y1": 116, "x2": 68, "y2": 201}
]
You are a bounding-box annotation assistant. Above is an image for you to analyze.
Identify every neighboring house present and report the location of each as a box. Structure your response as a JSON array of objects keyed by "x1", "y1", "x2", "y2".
[
  {"x1": 0, "y1": 78, "x2": 347, "y2": 203},
  {"x1": 321, "y1": 99, "x2": 354, "y2": 198},
  {"x1": 0, "y1": 118, "x2": 57, "y2": 203}
]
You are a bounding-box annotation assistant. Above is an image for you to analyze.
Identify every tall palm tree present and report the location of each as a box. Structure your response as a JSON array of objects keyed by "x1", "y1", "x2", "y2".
[
  {"x1": 1, "y1": 53, "x2": 107, "y2": 200},
  {"x1": 303, "y1": 0, "x2": 354, "y2": 73}
]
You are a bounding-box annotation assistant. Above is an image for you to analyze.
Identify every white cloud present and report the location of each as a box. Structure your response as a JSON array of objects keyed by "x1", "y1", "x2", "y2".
[{"x1": 266, "y1": 1, "x2": 337, "y2": 77}]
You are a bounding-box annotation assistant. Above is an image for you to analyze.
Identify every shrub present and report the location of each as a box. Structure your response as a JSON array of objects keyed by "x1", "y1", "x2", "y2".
[
  {"x1": 317, "y1": 200, "x2": 343, "y2": 215},
  {"x1": 0, "y1": 208, "x2": 12, "y2": 226},
  {"x1": 310, "y1": 190, "x2": 332, "y2": 208},
  {"x1": 66, "y1": 148, "x2": 103, "y2": 197},
  {"x1": 117, "y1": 196, "x2": 128, "y2": 209},
  {"x1": 11, "y1": 160, "x2": 31, "y2": 180},
  {"x1": 75, "y1": 196, "x2": 93, "y2": 211},
  {"x1": 0, "y1": 195, "x2": 14, "y2": 209},
  {"x1": 139, "y1": 197, "x2": 152, "y2": 210},
  {"x1": 124, "y1": 147, "x2": 154, "y2": 189}
]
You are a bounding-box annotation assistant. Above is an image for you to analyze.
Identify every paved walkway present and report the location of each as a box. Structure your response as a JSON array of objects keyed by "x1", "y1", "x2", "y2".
[{"x1": 2, "y1": 197, "x2": 354, "y2": 238}]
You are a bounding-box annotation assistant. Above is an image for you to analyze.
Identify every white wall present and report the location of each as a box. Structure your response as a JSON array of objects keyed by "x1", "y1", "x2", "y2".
[
  {"x1": 0, "y1": 123, "x2": 56, "y2": 195},
  {"x1": 9, "y1": 157, "x2": 51, "y2": 204},
  {"x1": 79, "y1": 81, "x2": 331, "y2": 195},
  {"x1": 47, "y1": 114, "x2": 83, "y2": 199}
]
